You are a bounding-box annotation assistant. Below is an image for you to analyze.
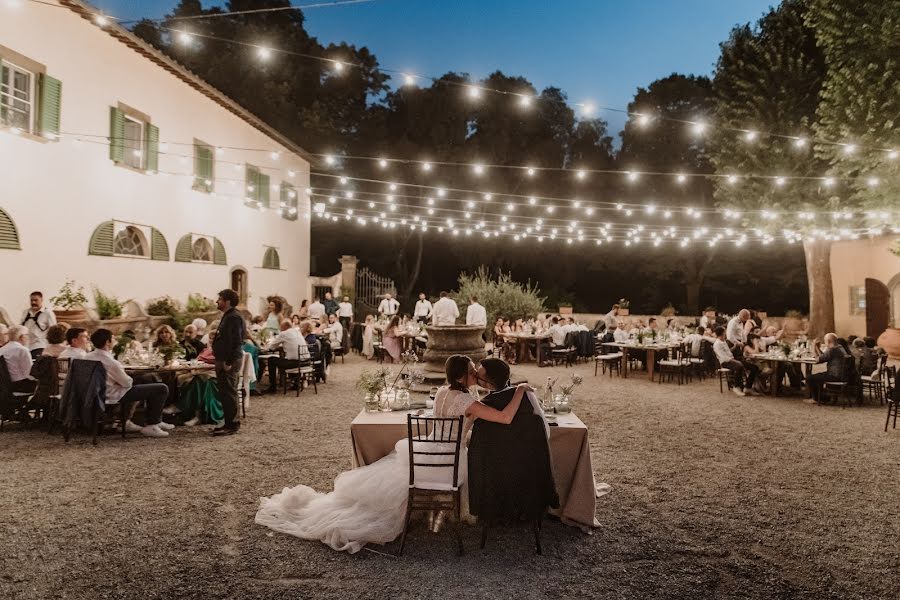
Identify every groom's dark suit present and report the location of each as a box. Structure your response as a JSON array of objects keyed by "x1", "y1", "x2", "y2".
[{"x1": 467, "y1": 386, "x2": 559, "y2": 521}]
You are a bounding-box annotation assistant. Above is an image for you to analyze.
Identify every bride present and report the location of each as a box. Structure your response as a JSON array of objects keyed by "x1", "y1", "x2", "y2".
[{"x1": 255, "y1": 354, "x2": 530, "y2": 553}]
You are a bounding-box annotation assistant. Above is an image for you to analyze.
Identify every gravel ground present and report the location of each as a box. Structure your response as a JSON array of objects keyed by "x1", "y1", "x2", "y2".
[{"x1": 1, "y1": 354, "x2": 899, "y2": 600}]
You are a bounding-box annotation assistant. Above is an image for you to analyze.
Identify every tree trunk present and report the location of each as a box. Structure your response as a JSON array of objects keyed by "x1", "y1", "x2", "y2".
[
  {"x1": 401, "y1": 232, "x2": 424, "y2": 299},
  {"x1": 683, "y1": 247, "x2": 716, "y2": 315},
  {"x1": 685, "y1": 280, "x2": 702, "y2": 316},
  {"x1": 802, "y1": 239, "x2": 835, "y2": 339}
]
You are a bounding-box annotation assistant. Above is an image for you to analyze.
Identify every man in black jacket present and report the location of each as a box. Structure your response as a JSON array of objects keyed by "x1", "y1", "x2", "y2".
[{"x1": 212, "y1": 289, "x2": 245, "y2": 436}]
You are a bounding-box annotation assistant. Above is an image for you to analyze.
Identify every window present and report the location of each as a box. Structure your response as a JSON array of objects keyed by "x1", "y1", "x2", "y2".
[
  {"x1": 109, "y1": 105, "x2": 158, "y2": 172},
  {"x1": 245, "y1": 164, "x2": 270, "y2": 208},
  {"x1": 193, "y1": 141, "x2": 214, "y2": 193},
  {"x1": 849, "y1": 286, "x2": 866, "y2": 316},
  {"x1": 175, "y1": 233, "x2": 226, "y2": 265},
  {"x1": 280, "y1": 182, "x2": 298, "y2": 220},
  {"x1": 122, "y1": 116, "x2": 144, "y2": 170},
  {"x1": 113, "y1": 225, "x2": 149, "y2": 258},
  {"x1": 0, "y1": 207, "x2": 21, "y2": 250},
  {"x1": 191, "y1": 237, "x2": 213, "y2": 262},
  {"x1": 0, "y1": 61, "x2": 34, "y2": 131},
  {"x1": 262, "y1": 247, "x2": 281, "y2": 269},
  {"x1": 89, "y1": 221, "x2": 168, "y2": 260}
]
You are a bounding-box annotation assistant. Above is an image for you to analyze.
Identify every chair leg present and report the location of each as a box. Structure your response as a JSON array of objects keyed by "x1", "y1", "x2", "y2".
[
  {"x1": 886, "y1": 403, "x2": 892, "y2": 432},
  {"x1": 533, "y1": 516, "x2": 543, "y2": 555},
  {"x1": 398, "y1": 490, "x2": 414, "y2": 556},
  {"x1": 241, "y1": 390, "x2": 246, "y2": 418},
  {"x1": 454, "y1": 490, "x2": 464, "y2": 556},
  {"x1": 480, "y1": 520, "x2": 489, "y2": 550}
]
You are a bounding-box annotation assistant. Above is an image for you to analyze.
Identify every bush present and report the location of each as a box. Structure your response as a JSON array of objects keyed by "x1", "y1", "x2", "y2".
[
  {"x1": 186, "y1": 293, "x2": 217, "y2": 314},
  {"x1": 146, "y1": 296, "x2": 182, "y2": 318},
  {"x1": 454, "y1": 267, "x2": 546, "y2": 335},
  {"x1": 93, "y1": 288, "x2": 123, "y2": 320}
]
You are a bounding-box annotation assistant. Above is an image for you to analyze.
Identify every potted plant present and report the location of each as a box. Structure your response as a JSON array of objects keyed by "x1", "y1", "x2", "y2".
[
  {"x1": 184, "y1": 293, "x2": 220, "y2": 323},
  {"x1": 94, "y1": 287, "x2": 123, "y2": 321},
  {"x1": 146, "y1": 296, "x2": 182, "y2": 329},
  {"x1": 558, "y1": 302, "x2": 574, "y2": 316},
  {"x1": 618, "y1": 298, "x2": 630, "y2": 316},
  {"x1": 50, "y1": 279, "x2": 89, "y2": 323},
  {"x1": 356, "y1": 367, "x2": 391, "y2": 412}
]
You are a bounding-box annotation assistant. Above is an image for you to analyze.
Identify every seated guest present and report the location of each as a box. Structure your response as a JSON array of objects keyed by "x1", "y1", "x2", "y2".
[
  {"x1": 301, "y1": 321, "x2": 317, "y2": 348},
  {"x1": 381, "y1": 315, "x2": 402, "y2": 363},
  {"x1": 59, "y1": 328, "x2": 90, "y2": 360},
  {"x1": 683, "y1": 326, "x2": 706, "y2": 358},
  {"x1": 613, "y1": 320, "x2": 630, "y2": 342},
  {"x1": 548, "y1": 317, "x2": 566, "y2": 347},
  {"x1": 291, "y1": 314, "x2": 302, "y2": 328},
  {"x1": 646, "y1": 317, "x2": 659, "y2": 335},
  {"x1": 153, "y1": 325, "x2": 182, "y2": 360},
  {"x1": 201, "y1": 319, "x2": 219, "y2": 346},
  {"x1": 853, "y1": 338, "x2": 878, "y2": 376},
  {"x1": 0, "y1": 325, "x2": 36, "y2": 393},
  {"x1": 249, "y1": 315, "x2": 265, "y2": 335},
  {"x1": 197, "y1": 330, "x2": 217, "y2": 365},
  {"x1": 809, "y1": 333, "x2": 850, "y2": 404},
  {"x1": 264, "y1": 320, "x2": 309, "y2": 394},
  {"x1": 758, "y1": 325, "x2": 784, "y2": 350},
  {"x1": 699, "y1": 307, "x2": 717, "y2": 329},
  {"x1": 42, "y1": 323, "x2": 70, "y2": 358},
  {"x1": 321, "y1": 313, "x2": 344, "y2": 349},
  {"x1": 181, "y1": 324, "x2": 206, "y2": 360},
  {"x1": 713, "y1": 326, "x2": 757, "y2": 397},
  {"x1": 242, "y1": 331, "x2": 261, "y2": 395},
  {"x1": 85, "y1": 329, "x2": 173, "y2": 438}
]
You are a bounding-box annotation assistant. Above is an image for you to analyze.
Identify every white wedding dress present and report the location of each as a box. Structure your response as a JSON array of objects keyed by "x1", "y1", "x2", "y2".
[{"x1": 255, "y1": 387, "x2": 476, "y2": 553}]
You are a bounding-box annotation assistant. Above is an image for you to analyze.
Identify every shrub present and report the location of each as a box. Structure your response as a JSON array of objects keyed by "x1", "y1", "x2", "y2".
[
  {"x1": 146, "y1": 296, "x2": 182, "y2": 318},
  {"x1": 454, "y1": 267, "x2": 546, "y2": 335},
  {"x1": 93, "y1": 288, "x2": 123, "y2": 320},
  {"x1": 186, "y1": 293, "x2": 217, "y2": 313},
  {"x1": 51, "y1": 279, "x2": 88, "y2": 310}
]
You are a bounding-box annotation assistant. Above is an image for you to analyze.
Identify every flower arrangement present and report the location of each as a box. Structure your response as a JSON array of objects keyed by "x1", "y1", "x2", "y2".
[
  {"x1": 618, "y1": 298, "x2": 630, "y2": 309},
  {"x1": 356, "y1": 366, "x2": 392, "y2": 396},
  {"x1": 559, "y1": 374, "x2": 583, "y2": 397},
  {"x1": 393, "y1": 351, "x2": 425, "y2": 390},
  {"x1": 51, "y1": 279, "x2": 88, "y2": 310}
]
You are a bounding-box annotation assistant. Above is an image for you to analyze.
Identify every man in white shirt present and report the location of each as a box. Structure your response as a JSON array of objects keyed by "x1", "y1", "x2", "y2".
[
  {"x1": 431, "y1": 291, "x2": 459, "y2": 326},
  {"x1": 264, "y1": 320, "x2": 309, "y2": 394},
  {"x1": 378, "y1": 293, "x2": 400, "y2": 318},
  {"x1": 604, "y1": 304, "x2": 619, "y2": 330},
  {"x1": 21, "y1": 291, "x2": 57, "y2": 358},
  {"x1": 699, "y1": 307, "x2": 717, "y2": 330},
  {"x1": 0, "y1": 325, "x2": 36, "y2": 393},
  {"x1": 683, "y1": 326, "x2": 706, "y2": 358},
  {"x1": 337, "y1": 295, "x2": 354, "y2": 331},
  {"x1": 548, "y1": 317, "x2": 567, "y2": 347},
  {"x1": 413, "y1": 293, "x2": 433, "y2": 323},
  {"x1": 465, "y1": 296, "x2": 487, "y2": 327},
  {"x1": 726, "y1": 309, "x2": 751, "y2": 348},
  {"x1": 308, "y1": 297, "x2": 326, "y2": 321},
  {"x1": 758, "y1": 325, "x2": 784, "y2": 351},
  {"x1": 59, "y1": 327, "x2": 90, "y2": 360},
  {"x1": 613, "y1": 321, "x2": 630, "y2": 342},
  {"x1": 84, "y1": 329, "x2": 173, "y2": 438},
  {"x1": 713, "y1": 326, "x2": 754, "y2": 397},
  {"x1": 322, "y1": 313, "x2": 344, "y2": 348}
]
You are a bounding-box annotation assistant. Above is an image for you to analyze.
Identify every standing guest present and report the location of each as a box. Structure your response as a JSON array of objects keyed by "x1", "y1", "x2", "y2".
[
  {"x1": 809, "y1": 333, "x2": 850, "y2": 404},
  {"x1": 265, "y1": 320, "x2": 309, "y2": 394},
  {"x1": 85, "y1": 328, "x2": 173, "y2": 438},
  {"x1": 59, "y1": 328, "x2": 89, "y2": 360},
  {"x1": 604, "y1": 304, "x2": 619, "y2": 330},
  {"x1": 382, "y1": 316, "x2": 402, "y2": 363},
  {"x1": 0, "y1": 324, "x2": 8, "y2": 347},
  {"x1": 726, "y1": 309, "x2": 751, "y2": 348},
  {"x1": 212, "y1": 289, "x2": 245, "y2": 436},
  {"x1": 308, "y1": 297, "x2": 326, "y2": 322},
  {"x1": 413, "y1": 293, "x2": 433, "y2": 324},
  {"x1": 362, "y1": 315, "x2": 376, "y2": 360},
  {"x1": 713, "y1": 326, "x2": 754, "y2": 397},
  {"x1": 699, "y1": 307, "x2": 717, "y2": 329},
  {"x1": 42, "y1": 324, "x2": 71, "y2": 358},
  {"x1": 181, "y1": 325, "x2": 205, "y2": 361},
  {"x1": 297, "y1": 299, "x2": 310, "y2": 320},
  {"x1": 378, "y1": 293, "x2": 400, "y2": 319},
  {"x1": 323, "y1": 292, "x2": 339, "y2": 317},
  {"x1": 337, "y1": 296, "x2": 354, "y2": 332},
  {"x1": 21, "y1": 291, "x2": 57, "y2": 358},
  {"x1": 430, "y1": 292, "x2": 459, "y2": 326},
  {"x1": 465, "y1": 296, "x2": 487, "y2": 327},
  {"x1": 264, "y1": 297, "x2": 285, "y2": 334},
  {"x1": 0, "y1": 325, "x2": 36, "y2": 392}
]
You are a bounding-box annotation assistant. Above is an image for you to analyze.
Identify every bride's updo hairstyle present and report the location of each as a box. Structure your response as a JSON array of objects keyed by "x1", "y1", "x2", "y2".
[
  {"x1": 445, "y1": 355, "x2": 473, "y2": 393},
  {"x1": 480, "y1": 358, "x2": 511, "y2": 390}
]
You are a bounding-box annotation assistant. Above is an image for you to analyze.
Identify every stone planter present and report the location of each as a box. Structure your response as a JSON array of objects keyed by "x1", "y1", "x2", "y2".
[
  {"x1": 619, "y1": 308, "x2": 630, "y2": 316},
  {"x1": 423, "y1": 325, "x2": 487, "y2": 375},
  {"x1": 877, "y1": 328, "x2": 900, "y2": 360},
  {"x1": 558, "y1": 306, "x2": 573, "y2": 315},
  {"x1": 54, "y1": 308, "x2": 89, "y2": 325},
  {"x1": 148, "y1": 315, "x2": 174, "y2": 330},
  {"x1": 98, "y1": 316, "x2": 150, "y2": 337}
]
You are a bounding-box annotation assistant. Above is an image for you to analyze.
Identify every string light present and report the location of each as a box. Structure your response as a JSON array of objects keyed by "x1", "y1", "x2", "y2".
[
  {"x1": 257, "y1": 46, "x2": 272, "y2": 60},
  {"x1": 744, "y1": 130, "x2": 758, "y2": 142},
  {"x1": 403, "y1": 73, "x2": 415, "y2": 86},
  {"x1": 467, "y1": 86, "x2": 481, "y2": 99}
]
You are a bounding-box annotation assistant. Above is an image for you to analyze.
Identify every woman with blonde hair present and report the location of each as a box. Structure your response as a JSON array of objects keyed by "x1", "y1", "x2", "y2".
[{"x1": 362, "y1": 315, "x2": 376, "y2": 359}]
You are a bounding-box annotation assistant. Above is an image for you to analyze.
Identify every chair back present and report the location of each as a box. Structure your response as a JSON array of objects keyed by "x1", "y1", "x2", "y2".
[
  {"x1": 406, "y1": 415, "x2": 464, "y2": 490},
  {"x1": 838, "y1": 354, "x2": 855, "y2": 383},
  {"x1": 56, "y1": 358, "x2": 70, "y2": 392},
  {"x1": 0, "y1": 357, "x2": 17, "y2": 415}
]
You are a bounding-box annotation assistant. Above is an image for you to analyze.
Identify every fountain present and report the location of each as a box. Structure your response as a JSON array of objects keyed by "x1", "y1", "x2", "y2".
[{"x1": 422, "y1": 325, "x2": 488, "y2": 383}]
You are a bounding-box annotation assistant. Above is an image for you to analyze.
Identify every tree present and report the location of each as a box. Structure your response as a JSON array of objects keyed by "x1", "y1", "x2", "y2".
[{"x1": 707, "y1": 0, "x2": 832, "y2": 336}]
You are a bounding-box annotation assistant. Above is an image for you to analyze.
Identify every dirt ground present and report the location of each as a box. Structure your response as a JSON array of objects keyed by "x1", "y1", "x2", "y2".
[{"x1": 1, "y1": 354, "x2": 898, "y2": 600}]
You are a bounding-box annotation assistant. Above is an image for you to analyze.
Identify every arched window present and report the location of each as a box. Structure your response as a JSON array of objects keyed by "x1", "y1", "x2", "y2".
[
  {"x1": 262, "y1": 247, "x2": 281, "y2": 269},
  {"x1": 192, "y1": 237, "x2": 213, "y2": 262},
  {"x1": 0, "y1": 208, "x2": 21, "y2": 250},
  {"x1": 113, "y1": 225, "x2": 148, "y2": 257}
]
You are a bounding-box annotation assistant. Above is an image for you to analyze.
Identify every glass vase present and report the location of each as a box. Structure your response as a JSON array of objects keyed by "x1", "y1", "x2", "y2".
[
  {"x1": 378, "y1": 390, "x2": 393, "y2": 412},
  {"x1": 364, "y1": 392, "x2": 381, "y2": 413},
  {"x1": 390, "y1": 388, "x2": 411, "y2": 411},
  {"x1": 554, "y1": 393, "x2": 572, "y2": 414}
]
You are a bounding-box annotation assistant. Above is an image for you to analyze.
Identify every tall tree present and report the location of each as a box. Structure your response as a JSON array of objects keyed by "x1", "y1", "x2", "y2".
[{"x1": 708, "y1": 0, "x2": 833, "y2": 336}]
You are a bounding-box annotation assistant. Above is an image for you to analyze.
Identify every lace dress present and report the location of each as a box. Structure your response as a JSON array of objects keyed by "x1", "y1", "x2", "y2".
[{"x1": 254, "y1": 387, "x2": 476, "y2": 554}]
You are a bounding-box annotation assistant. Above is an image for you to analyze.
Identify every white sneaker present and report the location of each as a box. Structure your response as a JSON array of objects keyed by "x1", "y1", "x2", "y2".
[
  {"x1": 140, "y1": 424, "x2": 169, "y2": 438},
  {"x1": 156, "y1": 421, "x2": 175, "y2": 431},
  {"x1": 731, "y1": 387, "x2": 746, "y2": 397},
  {"x1": 124, "y1": 420, "x2": 143, "y2": 433},
  {"x1": 162, "y1": 405, "x2": 178, "y2": 415},
  {"x1": 183, "y1": 417, "x2": 201, "y2": 427}
]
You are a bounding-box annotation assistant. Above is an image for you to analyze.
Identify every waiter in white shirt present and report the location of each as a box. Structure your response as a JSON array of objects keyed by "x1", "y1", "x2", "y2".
[
  {"x1": 21, "y1": 291, "x2": 57, "y2": 358},
  {"x1": 465, "y1": 296, "x2": 487, "y2": 327},
  {"x1": 413, "y1": 293, "x2": 433, "y2": 323},
  {"x1": 378, "y1": 293, "x2": 400, "y2": 318},
  {"x1": 337, "y1": 296, "x2": 354, "y2": 331},
  {"x1": 431, "y1": 291, "x2": 459, "y2": 326},
  {"x1": 308, "y1": 297, "x2": 326, "y2": 322},
  {"x1": 726, "y1": 309, "x2": 751, "y2": 349}
]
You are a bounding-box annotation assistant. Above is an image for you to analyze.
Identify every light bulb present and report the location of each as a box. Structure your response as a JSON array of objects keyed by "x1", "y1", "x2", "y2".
[
  {"x1": 258, "y1": 47, "x2": 272, "y2": 60},
  {"x1": 324, "y1": 154, "x2": 336, "y2": 165},
  {"x1": 636, "y1": 114, "x2": 651, "y2": 127},
  {"x1": 378, "y1": 158, "x2": 388, "y2": 168},
  {"x1": 472, "y1": 164, "x2": 485, "y2": 175},
  {"x1": 404, "y1": 73, "x2": 415, "y2": 86},
  {"x1": 95, "y1": 14, "x2": 109, "y2": 27},
  {"x1": 744, "y1": 131, "x2": 757, "y2": 142},
  {"x1": 467, "y1": 86, "x2": 481, "y2": 99},
  {"x1": 422, "y1": 162, "x2": 432, "y2": 172},
  {"x1": 333, "y1": 61, "x2": 344, "y2": 73},
  {"x1": 676, "y1": 174, "x2": 687, "y2": 184},
  {"x1": 794, "y1": 137, "x2": 807, "y2": 148},
  {"x1": 691, "y1": 121, "x2": 706, "y2": 135},
  {"x1": 843, "y1": 143, "x2": 856, "y2": 155},
  {"x1": 576, "y1": 170, "x2": 587, "y2": 180},
  {"x1": 519, "y1": 95, "x2": 532, "y2": 108},
  {"x1": 177, "y1": 31, "x2": 192, "y2": 45},
  {"x1": 526, "y1": 167, "x2": 536, "y2": 177}
]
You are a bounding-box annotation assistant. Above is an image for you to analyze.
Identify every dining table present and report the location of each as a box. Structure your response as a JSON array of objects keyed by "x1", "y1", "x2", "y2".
[
  {"x1": 749, "y1": 352, "x2": 818, "y2": 396},
  {"x1": 349, "y1": 408, "x2": 601, "y2": 531},
  {"x1": 604, "y1": 340, "x2": 683, "y2": 381},
  {"x1": 502, "y1": 331, "x2": 552, "y2": 366}
]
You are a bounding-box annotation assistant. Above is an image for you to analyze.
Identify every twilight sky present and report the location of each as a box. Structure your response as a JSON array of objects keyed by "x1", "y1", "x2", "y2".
[{"x1": 92, "y1": 0, "x2": 777, "y2": 135}]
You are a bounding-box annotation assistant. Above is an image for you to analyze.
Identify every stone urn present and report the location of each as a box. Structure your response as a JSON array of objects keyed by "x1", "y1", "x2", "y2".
[
  {"x1": 423, "y1": 325, "x2": 487, "y2": 374},
  {"x1": 877, "y1": 328, "x2": 900, "y2": 360}
]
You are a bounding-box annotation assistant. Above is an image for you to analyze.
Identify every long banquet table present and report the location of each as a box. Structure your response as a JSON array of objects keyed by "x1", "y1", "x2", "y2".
[
  {"x1": 748, "y1": 352, "x2": 818, "y2": 396},
  {"x1": 350, "y1": 408, "x2": 601, "y2": 531},
  {"x1": 501, "y1": 332, "x2": 552, "y2": 366},
  {"x1": 604, "y1": 341, "x2": 683, "y2": 381}
]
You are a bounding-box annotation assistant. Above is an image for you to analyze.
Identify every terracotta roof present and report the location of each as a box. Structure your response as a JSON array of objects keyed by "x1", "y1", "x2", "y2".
[{"x1": 59, "y1": 0, "x2": 316, "y2": 166}]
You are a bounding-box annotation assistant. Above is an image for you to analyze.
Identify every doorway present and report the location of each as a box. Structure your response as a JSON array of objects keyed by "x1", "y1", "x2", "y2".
[{"x1": 231, "y1": 267, "x2": 248, "y2": 307}]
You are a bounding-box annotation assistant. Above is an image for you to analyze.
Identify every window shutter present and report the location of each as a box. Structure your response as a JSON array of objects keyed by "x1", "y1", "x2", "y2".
[
  {"x1": 88, "y1": 221, "x2": 114, "y2": 256},
  {"x1": 145, "y1": 124, "x2": 159, "y2": 172},
  {"x1": 263, "y1": 247, "x2": 280, "y2": 270},
  {"x1": 109, "y1": 107, "x2": 125, "y2": 162},
  {"x1": 281, "y1": 183, "x2": 297, "y2": 220},
  {"x1": 259, "y1": 173, "x2": 271, "y2": 207},
  {"x1": 245, "y1": 165, "x2": 259, "y2": 203},
  {"x1": 0, "y1": 208, "x2": 21, "y2": 250},
  {"x1": 150, "y1": 228, "x2": 169, "y2": 261},
  {"x1": 38, "y1": 74, "x2": 62, "y2": 139},
  {"x1": 194, "y1": 144, "x2": 213, "y2": 192},
  {"x1": 174, "y1": 234, "x2": 192, "y2": 262},
  {"x1": 213, "y1": 238, "x2": 227, "y2": 265}
]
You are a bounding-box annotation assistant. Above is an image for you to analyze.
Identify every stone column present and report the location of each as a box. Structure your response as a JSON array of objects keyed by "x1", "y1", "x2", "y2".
[{"x1": 339, "y1": 255, "x2": 358, "y2": 298}]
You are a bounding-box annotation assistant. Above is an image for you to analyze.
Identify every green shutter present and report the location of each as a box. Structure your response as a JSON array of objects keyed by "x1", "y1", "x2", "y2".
[
  {"x1": 145, "y1": 124, "x2": 159, "y2": 172},
  {"x1": 174, "y1": 234, "x2": 192, "y2": 262},
  {"x1": 258, "y1": 173, "x2": 271, "y2": 207},
  {"x1": 280, "y1": 183, "x2": 297, "y2": 220},
  {"x1": 88, "y1": 221, "x2": 114, "y2": 256},
  {"x1": 245, "y1": 165, "x2": 259, "y2": 203},
  {"x1": 109, "y1": 107, "x2": 125, "y2": 162},
  {"x1": 150, "y1": 228, "x2": 169, "y2": 261},
  {"x1": 262, "y1": 247, "x2": 280, "y2": 270},
  {"x1": 194, "y1": 144, "x2": 213, "y2": 192},
  {"x1": 0, "y1": 208, "x2": 21, "y2": 250},
  {"x1": 38, "y1": 74, "x2": 62, "y2": 139},
  {"x1": 213, "y1": 238, "x2": 227, "y2": 265}
]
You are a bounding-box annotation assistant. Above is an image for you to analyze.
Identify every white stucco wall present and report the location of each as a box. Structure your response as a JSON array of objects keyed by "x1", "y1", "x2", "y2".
[
  {"x1": 0, "y1": 2, "x2": 311, "y2": 317},
  {"x1": 830, "y1": 237, "x2": 900, "y2": 337}
]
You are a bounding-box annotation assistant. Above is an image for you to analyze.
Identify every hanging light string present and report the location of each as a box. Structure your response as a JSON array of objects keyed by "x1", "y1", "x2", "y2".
[
  {"x1": 20, "y1": 0, "x2": 897, "y2": 155},
  {"x1": 117, "y1": 0, "x2": 377, "y2": 25}
]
